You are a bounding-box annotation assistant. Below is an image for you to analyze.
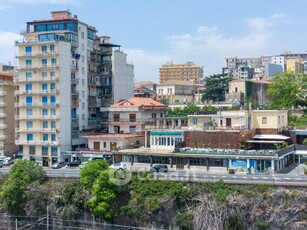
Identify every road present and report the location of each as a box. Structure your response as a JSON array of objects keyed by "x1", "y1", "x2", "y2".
[{"x1": 1, "y1": 165, "x2": 307, "y2": 186}]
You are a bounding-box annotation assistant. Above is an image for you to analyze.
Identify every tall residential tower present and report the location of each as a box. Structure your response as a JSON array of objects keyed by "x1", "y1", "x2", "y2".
[{"x1": 15, "y1": 11, "x2": 134, "y2": 165}]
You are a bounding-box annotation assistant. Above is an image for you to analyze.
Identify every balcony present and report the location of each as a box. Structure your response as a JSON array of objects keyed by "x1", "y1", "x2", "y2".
[
  {"x1": 101, "y1": 118, "x2": 155, "y2": 124},
  {"x1": 0, "y1": 102, "x2": 6, "y2": 107},
  {"x1": 16, "y1": 127, "x2": 58, "y2": 133},
  {"x1": 71, "y1": 100, "x2": 79, "y2": 108},
  {"x1": 71, "y1": 90, "x2": 79, "y2": 96},
  {"x1": 0, "y1": 113, "x2": 7, "y2": 119},
  {"x1": 17, "y1": 64, "x2": 59, "y2": 71},
  {"x1": 0, "y1": 91, "x2": 7, "y2": 96},
  {"x1": 15, "y1": 89, "x2": 60, "y2": 95},
  {"x1": 0, "y1": 135, "x2": 7, "y2": 141},
  {"x1": 15, "y1": 115, "x2": 60, "y2": 120},
  {"x1": 15, "y1": 140, "x2": 60, "y2": 146},
  {"x1": 0, "y1": 124, "x2": 7, "y2": 129},
  {"x1": 15, "y1": 103, "x2": 60, "y2": 108},
  {"x1": 71, "y1": 78, "x2": 79, "y2": 84},
  {"x1": 15, "y1": 76, "x2": 60, "y2": 83}
]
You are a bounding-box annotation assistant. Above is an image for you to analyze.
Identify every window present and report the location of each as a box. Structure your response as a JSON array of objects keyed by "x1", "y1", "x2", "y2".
[
  {"x1": 42, "y1": 96, "x2": 48, "y2": 105},
  {"x1": 29, "y1": 146, "x2": 35, "y2": 155},
  {"x1": 27, "y1": 134, "x2": 33, "y2": 141},
  {"x1": 42, "y1": 72, "x2": 47, "y2": 78},
  {"x1": 42, "y1": 109, "x2": 48, "y2": 115},
  {"x1": 103, "y1": 142, "x2": 106, "y2": 148},
  {"x1": 81, "y1": 32, "x2": 84, "y2": 39},
  {"x1": 51, "y1": 109, "x2": 56, "y2": 115},
  {"x1": 129, "y1": 114, "x2": 136, "y2": 122},
  {"x1": 43, "y1": 134, "x2": 48, "y2": 141},
  {"x1": 26, "y1": 109, "x2": 32, "y2": 116},
  {"x1": 262, "y1": 117, "x2": 267, "y2": 125},
  {"x1": 82, "y1": 55, "x2": 84, "y2": 63},
  {"x1": 43, "y1": 121, "x2": 48, "y2": 128},
  {"x1": 152, "y1": 113, "x2": 157, "y2": 119},
  {"x1": 51, "y1": 147, "x2": 57, "y2": 155},
  {"x1": 50, "y1": 83, "x2": 55, "y2": 90},
  {"x1": 26, "y1": 121, "x2": 33, "y2": 129},
  {"x1": 81, "y1": 43, "x2": 84, "y2": 51},
  {"x1": 25, "y1": 46, "x2": 32, "y2": 55},
  {"x1": 129, "y1": 126, "x2": 136, "y2": 133},
  {"x1": 41, "y1": 45, "x2": 47, "y2": 53},
  {"x1": 113, "y1": 114, "x2": 120, "y2": 122},
  {"x1": 82, "y1": 114, "x2": 85, "y2": 120},
  {"x1": 42, "y1": 146, "x2": 48, "y2": 155},
  {"x1": 50, "y1": 45, "x2": 55, "y2": 53},
  {"x1": 42, "y1": 83, "x2": 48, "y2": 91},
  {"x1": 82, "y1": 102, "x2": 85, "y2": 109},
  {"x1": 26, "y1": 60, "x2": 32, "y2": 68},
  {"x1": 50, "y1": 71, "x2": 55, "y2": 77},
  {"x1": 278, "y1": 116, "x2": 281, "y2": 124},
  {"x1": 193, "y1": 118, "x2": 198, "y2": 125},
  {"x1": 51, "y1": 121, "x2": 56, "y2": 129},
  {"x1": 42, "y1": 59, "x2": 47, "y2": 66},
  {"x1": 51, "y1": 58, "x2": 57, "y2": 66},
  {"x1": 93, "y1": 141, "x2": 100, "y2": 150},
  {"x1": 26, "y1": 96, "x2": 32, "y2": 106},
  {"x1": 51, "y1": 134, "x2": 56, "y2": 141},
  {"x1": 26, "y1": 72, "x2": 32, "y2": 78},
  {"x1": 25, "y1": 84, "x2": 32, "y2": 91},
  {"x1": 82, "y1": 79, "x2": 85, "y2": 86}
]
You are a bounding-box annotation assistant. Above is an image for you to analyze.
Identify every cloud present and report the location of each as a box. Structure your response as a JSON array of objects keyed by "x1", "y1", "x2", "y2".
[
  {"x1": 0, "y1": 32, "x2": 22, "y2": 65},
  {"x1": 127, "y1": 14, "x2": 286, "y2": 82}
]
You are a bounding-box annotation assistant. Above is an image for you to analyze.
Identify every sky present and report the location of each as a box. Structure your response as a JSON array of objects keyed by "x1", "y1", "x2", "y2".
[{"x1": 1, "y1": 0, "x2": 307, "y2": 82}]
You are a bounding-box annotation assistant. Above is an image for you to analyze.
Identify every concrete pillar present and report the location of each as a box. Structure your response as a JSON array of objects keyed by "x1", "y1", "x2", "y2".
[
  {"x1": 178, "y1": 119, "x2": 182, "y2": 127},
  {"x1": 171, "y1": 119, "x2": 175, "y2": 128},
  {"x1": 156, "y1": 119, "x2": 159, "y2": 129},
  {"x1": 271, "y1": 159, "x2": 275, "y2": 172},
  {"x1": 187, "y1": 158, "x2": 190, "y2": 169},
  {"x1": 131, "y1": 155, "x2": 134, "y2": 166},
  {"x1": 299, "y1": 154, "x2": 301, "y2": 164},
  {"x1": 207, "y1": 158, "x2": 210, "y2": 171},
  {"x1": 247, "y1": 159, "x2": 250, "y2": 168},
  {"x1": 163, "y1": 119, "x2": 166, "y2": 128},
  {"x1": 150, "y1": 156, "x2": 153, "y2": 167},
  {"x1": 229, "y1": 159, "x2": 232, "y2": 168}
]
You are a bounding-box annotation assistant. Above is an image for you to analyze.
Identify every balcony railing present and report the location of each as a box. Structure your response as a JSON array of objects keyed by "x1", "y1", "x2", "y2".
[
  {"x1": 15, "y1": 89, "x2": 60, "y2": 95},
  {"x1": 15, "y1": 140, "x2": 60, "y2": 146},
  {"x1": 101, "y1": 118, "x2": 155, "y2": 123},
  {"x1": 15, "y1": 76, "x2": 60, "y2": 83},
  {"x1": 15, "y1": 115, "x2": 60, "y2": 120},
  {"x1": 17, "y1": 65, "x2": 59, "y2": 71},
  {"x1": 15, "y1": 103, "x2": 60, "y2": 108}
]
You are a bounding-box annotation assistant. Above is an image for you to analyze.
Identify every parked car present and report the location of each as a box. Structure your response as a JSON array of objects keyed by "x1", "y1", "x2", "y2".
[
  {"x1": 109, "y1": 162, "x2": 127, "y2": 170},
  {"x1": 67, "y1": 161, "x2": 81, "y2": 167},
  {"x1": 150, "y1": 164, "x2": 168, "y2": 173},
  {"x1": 15, "y1": 151, "x2": 23, "y2": 159},
  {"x1": 3, "y1": 158, "x2": 14, "y2": 166},
  {"x1": 51, "y1": 162, "x2": 66, "y2": 169}
]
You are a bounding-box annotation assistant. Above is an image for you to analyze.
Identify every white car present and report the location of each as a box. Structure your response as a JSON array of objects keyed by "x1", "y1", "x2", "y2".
[{"x1": 109, "y1": 162, "x2": 127, "y2": 170}]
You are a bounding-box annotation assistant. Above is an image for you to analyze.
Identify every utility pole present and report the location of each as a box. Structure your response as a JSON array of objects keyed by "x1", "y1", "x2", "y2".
[{"x1": 47, "y1": 205, "x2": 49, "y2": 230}]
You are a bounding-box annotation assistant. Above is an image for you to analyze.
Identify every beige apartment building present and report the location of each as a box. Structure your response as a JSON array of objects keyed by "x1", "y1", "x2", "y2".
[
  {"x1": 0, "y1": 71, "x2": 18, "y2": 156},
  {"x1": 159, "y1": 62, "x2": 203, "y2": 84}
]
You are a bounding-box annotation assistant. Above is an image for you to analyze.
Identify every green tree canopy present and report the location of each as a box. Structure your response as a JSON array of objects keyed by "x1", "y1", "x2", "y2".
[
  {"x1": 267, "y1": 72, "x2": 307, "y2": 109},
  {"x1": 202, "y1": 74, "x2": 232, "y2": 102},
  {"x1": 0, "y1": 159, "x2": 45, "y2": 215},
  {"x1": 166, "y1": 103, "x2": 198, "y2": 117},
  {"x1": 80, "y1": 159, "x2": 109, "y2": 190}
]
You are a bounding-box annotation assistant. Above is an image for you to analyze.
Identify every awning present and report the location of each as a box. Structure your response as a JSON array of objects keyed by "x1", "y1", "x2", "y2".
[
  {"x1": 245, "y1": 140, "x2": 284, "y2": 144},
  {"x1": 253, "y1": 134, "x2": 290, "y2": 140}
]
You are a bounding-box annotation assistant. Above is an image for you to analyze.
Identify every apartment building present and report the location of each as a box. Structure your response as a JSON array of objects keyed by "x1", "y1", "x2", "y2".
[
  {"x1": 100, "y1": 97, "x2": 166, "y2": 134},
  {"x1": 159, "y1": 62, "x2": 203, "y2": 84},
  {"x1": 15, "y1": 11, "x2": 134, "y2": 166},
  {"x1": 156, "y1": 80, "x2": 202, "y2": 105},
  {"x1": 0, "y1": 72, "x2": 18, "y2": 156}
]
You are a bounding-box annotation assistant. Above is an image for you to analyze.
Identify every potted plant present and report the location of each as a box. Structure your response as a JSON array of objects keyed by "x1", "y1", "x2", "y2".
[{"x1": 247, "y1": 167, "x2": 251, "y2": 174}]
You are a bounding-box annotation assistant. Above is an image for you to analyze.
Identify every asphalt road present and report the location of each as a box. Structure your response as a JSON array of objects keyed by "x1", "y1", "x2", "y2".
[{"x1": 1, "y1": 166, "x2": 307, "y2": 186}]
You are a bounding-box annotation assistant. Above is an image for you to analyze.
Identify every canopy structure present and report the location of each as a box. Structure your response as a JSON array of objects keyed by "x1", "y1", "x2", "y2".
[{"x1": 252, "y1": 134, "x2": 290, "y2": 140}]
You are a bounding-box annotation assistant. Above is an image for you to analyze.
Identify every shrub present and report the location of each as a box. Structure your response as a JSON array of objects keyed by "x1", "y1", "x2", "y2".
[
  {"x1": 256, "y1": 219, "x2": 269, "y2": 229},
  {"x1": 176, "y1": 212, "x2": 193, "y2": 230}
]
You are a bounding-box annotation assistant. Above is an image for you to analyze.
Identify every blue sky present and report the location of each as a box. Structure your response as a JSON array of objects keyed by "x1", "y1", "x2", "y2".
[{"x1": 1, "y1": 0, "x2": 307, "y2": 82}]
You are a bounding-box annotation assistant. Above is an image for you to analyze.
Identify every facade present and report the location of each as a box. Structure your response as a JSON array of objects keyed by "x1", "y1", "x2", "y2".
[
  {"x1": 101, "y1": 97, "x2": 167, "y2": 134},
  {"x1": 264, "y1": 63, "x2": 283, "y2": 77},
  {"x1": 187, "y1": 110, "x2": 249, "y2": 130},
  {"x1": 0, "y1": 72, "x2": 18, "y2": 156},
  {"x1": 156, "y1": 80, "x2": 202, "y2": 105},
  {"x1": 15, "y1": 11, "x2": 133, "y2": 165},
  {"x1": 251, "y1": 110, "x2": 288, "y2": 131},
  {"x1": 286, "y1": 59, "x2": 304, "y2": 73},
  {"x1": 159, "y1": 62, "x2": 203, "y2": 84}
]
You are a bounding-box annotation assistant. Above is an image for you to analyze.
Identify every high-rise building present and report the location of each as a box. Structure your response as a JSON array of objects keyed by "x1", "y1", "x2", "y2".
[
  {"x1": 159, "y1": 62, "x2": 203, "y2": 84},
  {"x1": 15, "y1": 11, "x2": 134, "y2": 165},
  {"x1": 0, "y1": 71, "x2": 18, "y2": 156}
]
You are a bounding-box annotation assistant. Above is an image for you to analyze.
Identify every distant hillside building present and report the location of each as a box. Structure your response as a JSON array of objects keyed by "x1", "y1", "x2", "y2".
[{"x1": 159, "y1": 62, "x2": 203, "y2": 84}]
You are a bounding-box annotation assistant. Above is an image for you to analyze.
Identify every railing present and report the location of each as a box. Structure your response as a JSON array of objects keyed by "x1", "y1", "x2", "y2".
[
  {"x1": 15, "y1": 140, "x2": 60, "y2": 145},
  {"x1": 15, "y1": 103, "x2": 60, "y2": 107},
  {"x1": 15, "y1": 90, "x2": 60, "y2": 95},
  {"x1": 16, "y1": 115, "x2": 60, "y2": 120},
  {"x1": 15, "y1": 76, "x2": 60, "y2": 82},
  {"x1": 101, "y1": 118, "x2": 155, "y2": 123}
]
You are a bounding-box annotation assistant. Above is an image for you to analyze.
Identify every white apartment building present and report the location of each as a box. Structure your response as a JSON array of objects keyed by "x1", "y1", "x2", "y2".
[{"x1": 15, "y1": 11, "x2": 134, "y2": 166}]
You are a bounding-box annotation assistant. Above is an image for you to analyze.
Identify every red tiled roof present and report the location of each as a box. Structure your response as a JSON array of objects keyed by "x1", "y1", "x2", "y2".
[{"x1": 111, "y1": 97, "x2": 165, "y2": 107}]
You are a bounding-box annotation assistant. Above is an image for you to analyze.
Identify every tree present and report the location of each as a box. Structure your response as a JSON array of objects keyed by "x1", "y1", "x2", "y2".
[
  {"x1": 0, "y1": 159, "x2": 45, "y2": 215},
  {"x1": 202, "y1": 74, "x2": 232, "y2": 102},
  {"x1": 166, "y1": 103, "x2": 198, "y2": 117},
  {"x1": 80, "y1": 159, "x2": 109, "y2": 190},
  {"x1": 266, "y1": 72, "x2": 307, "y2": 109}
]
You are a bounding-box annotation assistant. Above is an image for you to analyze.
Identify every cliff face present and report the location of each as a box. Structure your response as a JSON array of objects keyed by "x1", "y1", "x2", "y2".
[{"x1": 1, "y1": 177, "x2": 307, "y2": 230}]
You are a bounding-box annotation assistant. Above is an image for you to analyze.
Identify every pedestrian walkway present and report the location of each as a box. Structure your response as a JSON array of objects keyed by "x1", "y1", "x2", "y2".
[{"x1": 276, "y1": 164, "x2": 306, "y2": 175}]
